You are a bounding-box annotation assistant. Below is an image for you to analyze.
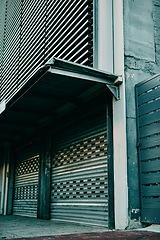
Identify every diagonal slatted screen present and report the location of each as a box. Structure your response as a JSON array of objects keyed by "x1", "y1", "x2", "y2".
[
  {"x1": 1, "y1": 0, "x2": 21, "y2": 102},
  {"x1": 0, "y1": 0, "x2": 93, "y2": 103}
]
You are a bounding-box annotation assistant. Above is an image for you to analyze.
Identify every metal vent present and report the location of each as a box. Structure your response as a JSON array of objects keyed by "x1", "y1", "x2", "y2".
[{"x1": 0, "y1": 0, "x2": 93, "y2": 103}]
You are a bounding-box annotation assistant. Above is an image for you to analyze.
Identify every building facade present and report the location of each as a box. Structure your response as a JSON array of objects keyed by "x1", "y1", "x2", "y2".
[{"x1": 0, "y1": 0, "x2": 160, "y2": 229}]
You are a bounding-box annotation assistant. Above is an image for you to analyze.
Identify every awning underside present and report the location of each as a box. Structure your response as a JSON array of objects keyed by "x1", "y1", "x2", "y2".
[{"x1": 0, "y1": 58, "x2": 120, "y2": 145}]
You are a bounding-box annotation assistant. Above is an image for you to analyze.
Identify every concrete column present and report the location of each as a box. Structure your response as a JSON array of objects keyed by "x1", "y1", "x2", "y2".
[
  {"x1": 38, "y1": 132, "x2": 52, "y2": 220},
  {"x1": 95, "y1": 0, "x2": 128, "y2": 229},
  {"x1": 112, "y1": 0, "x2": 128, "y2": 229}
]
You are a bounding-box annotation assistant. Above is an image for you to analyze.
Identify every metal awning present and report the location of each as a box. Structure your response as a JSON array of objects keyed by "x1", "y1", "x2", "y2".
[{"x1": 0, "y1": 58, "x2": 121, "y2": 145}]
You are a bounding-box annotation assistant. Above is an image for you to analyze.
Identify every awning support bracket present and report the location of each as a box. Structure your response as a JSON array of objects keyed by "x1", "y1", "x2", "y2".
[
  {"x1": 106, "y1": 85, "x2": 120, "y2": 100},
  {"x1": 106, "y1": 76, "x2": 123, "y2": 100}
]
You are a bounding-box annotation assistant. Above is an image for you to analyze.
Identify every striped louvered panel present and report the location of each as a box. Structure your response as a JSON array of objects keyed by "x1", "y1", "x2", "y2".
[
  {"x1": 45, "y1": 0, "x2": 93, "y2": 66},
  {"x1": 0, "y1": 0, "x2": 93, "y2": 103},
  {"x1": 13, "y1": 155, "x2": 39, "y2": 217},
  {"x1": 1, "y1": 0, "x2": 21, "y2": 102},
  {"x1": 18, "y1": 0, "x2": 46, "y2": 90},
  {"x1": 51, "y1": 128, "x2": 108, "y2": 227},
  {"x1": 0, "y1": 0, "x2": 6, "y2": 86}
]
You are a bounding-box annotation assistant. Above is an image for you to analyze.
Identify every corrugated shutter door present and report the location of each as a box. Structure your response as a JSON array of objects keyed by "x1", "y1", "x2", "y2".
[
  {"x1": 13, "y1": 154, "x2": 39, "y2": 217},
  {"x1": 51, "y1": 127, "x2": 108, "y2": 227}
]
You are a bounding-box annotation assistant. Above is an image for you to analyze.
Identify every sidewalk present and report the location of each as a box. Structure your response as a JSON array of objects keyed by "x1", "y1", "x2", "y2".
[
  {"x1": 5, "y1": 231, "x2": 160, "y2": 240},
  {"x1": 1, "y1": 215, "x2": 160, "y2": 240}
]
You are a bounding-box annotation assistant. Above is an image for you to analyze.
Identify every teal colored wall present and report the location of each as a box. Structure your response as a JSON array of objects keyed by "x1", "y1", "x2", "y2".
[{"x1": 123, "y1": 0, "x2": 160, "y2": 226}]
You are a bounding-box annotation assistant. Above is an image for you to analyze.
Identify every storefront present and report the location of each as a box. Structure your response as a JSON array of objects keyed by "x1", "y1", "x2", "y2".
[{"x1": 0, "y1": 58, "x2": 121, "y2": 228}]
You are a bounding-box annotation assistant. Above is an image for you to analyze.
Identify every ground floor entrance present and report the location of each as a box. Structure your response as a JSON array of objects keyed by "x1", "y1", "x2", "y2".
[
  {"x1": 13, "y1": 145, "x2": 40, "y2": 217},
  {"x1": 10, "y1": 96, "x2": 112, "y2": 227},
  {"x1": 51, "y1": 117, "x2": 108, "y2": 226},
  {"x1": 0, "y1": 59, "x2": 117, "y2": 228}
]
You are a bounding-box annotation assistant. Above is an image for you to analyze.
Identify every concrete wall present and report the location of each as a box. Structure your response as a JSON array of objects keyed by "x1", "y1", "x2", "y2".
[{"x1": 123, "y1": 0, "x2": 160, "y2": 227}]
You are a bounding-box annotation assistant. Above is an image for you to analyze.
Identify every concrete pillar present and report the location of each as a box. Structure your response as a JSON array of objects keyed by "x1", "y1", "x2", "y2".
[
  {"x1": 94, "y1": 0, "x2": 128, "y2": 229},
  {"x1": 38, "y1": 132, "x2": 52, "y2": 220},
  {"x1": 112, "y1": 0, "x2": 128, "y2": 229}
]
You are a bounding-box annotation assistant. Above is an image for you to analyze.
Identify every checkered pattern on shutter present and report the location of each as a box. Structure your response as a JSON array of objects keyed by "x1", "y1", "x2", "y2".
[
  {"x1": 51, "y1": 128, "x2": 108, "y2": 227},
  {"x1": 13, "y1": 155, "x2": 39, "y2": 217}
]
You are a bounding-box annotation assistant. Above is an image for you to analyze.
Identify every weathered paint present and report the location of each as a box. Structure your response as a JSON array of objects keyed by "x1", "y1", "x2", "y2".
[
  {"x1": 124, "y1": 0, "x2": 155, "y2": 61},
  {"x1": 38, "y1": 133, "x2": 51, "y2": 220},
  {"x1": 124, "y1": 0, "x2": 160, "y2": 227}
]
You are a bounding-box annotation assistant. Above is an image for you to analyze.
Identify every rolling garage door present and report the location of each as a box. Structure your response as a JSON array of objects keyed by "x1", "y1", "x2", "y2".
[
  {"x1": 13, "y1": 148, "x2": 39, "y2": 217},
  {"x1": 51, "y1": 121, "x2": 108, "y2": 226}
]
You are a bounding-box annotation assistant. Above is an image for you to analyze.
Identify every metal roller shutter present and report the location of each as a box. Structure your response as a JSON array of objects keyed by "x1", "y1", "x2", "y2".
[
  {"x1": 13, "y1": 154, "x2": 39, "y2": 217},
  {"x1": 51, "y1": 126, "x2": 108, "y2": 227}
]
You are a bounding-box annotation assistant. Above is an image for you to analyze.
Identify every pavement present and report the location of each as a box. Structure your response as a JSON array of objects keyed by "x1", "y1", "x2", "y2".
[{"x1": 0, "y1": 215, "x2": 160, "y2": 240}]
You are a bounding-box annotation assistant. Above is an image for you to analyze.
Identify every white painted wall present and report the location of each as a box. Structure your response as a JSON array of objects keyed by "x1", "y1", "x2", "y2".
[
  {"x1": 97, "y1": 0, "x2": 113, "y2": 72},
  {"x1": 94, "y1": 0, "x2": 113, "y2": 72}
]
